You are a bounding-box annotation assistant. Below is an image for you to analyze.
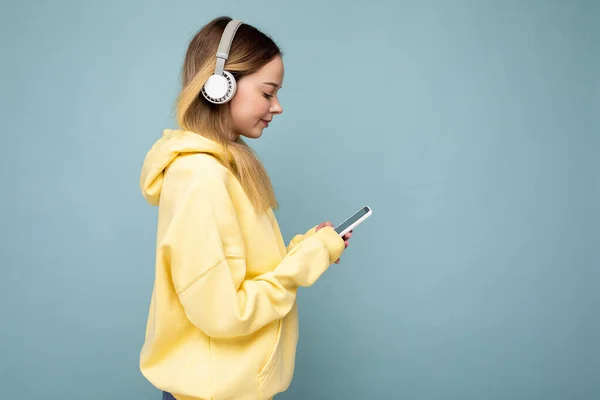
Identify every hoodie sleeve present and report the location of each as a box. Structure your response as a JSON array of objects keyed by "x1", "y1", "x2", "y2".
[
  {"x1": 286, "y1": 225, "x2": 318, "y2": 252},
  {"x1": 159, "y1": 159, "x2": 345, "y2": 339}
]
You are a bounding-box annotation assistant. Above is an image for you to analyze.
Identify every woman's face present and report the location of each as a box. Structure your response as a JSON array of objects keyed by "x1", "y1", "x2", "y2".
[{"x1": 229, "y1": 56, "x2": 284, "y2": 139}]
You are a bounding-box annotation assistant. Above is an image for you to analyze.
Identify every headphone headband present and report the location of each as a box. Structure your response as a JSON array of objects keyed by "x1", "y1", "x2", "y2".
[{"x1": 214, "y1": 19, "x2": 243, "y2": 75}]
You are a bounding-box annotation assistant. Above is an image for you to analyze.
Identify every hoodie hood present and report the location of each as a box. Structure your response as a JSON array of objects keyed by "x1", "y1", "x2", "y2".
[{"x1": 140, "y1": 129, "x2": 232, "y2": 206}]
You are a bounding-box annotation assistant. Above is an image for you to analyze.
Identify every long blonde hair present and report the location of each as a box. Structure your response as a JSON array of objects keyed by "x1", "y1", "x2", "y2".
[{"x1": 176, "y1": 16, "x2": 281, "y2": 213}]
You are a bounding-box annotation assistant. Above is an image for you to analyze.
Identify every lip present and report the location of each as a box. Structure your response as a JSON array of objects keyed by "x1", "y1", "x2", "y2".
[{"x1": 261, "y1": 119, "x2": 271, "y2": 127}]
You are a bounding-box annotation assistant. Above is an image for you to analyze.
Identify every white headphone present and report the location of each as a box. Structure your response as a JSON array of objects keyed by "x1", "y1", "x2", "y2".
[{"x1": 201, "y1": 19, "x2": 243, "y2": 104}]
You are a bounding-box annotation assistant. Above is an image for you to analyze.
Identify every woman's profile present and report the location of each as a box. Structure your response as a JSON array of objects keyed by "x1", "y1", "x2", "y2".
[{"x1": 139, "y1": 16, "x2": 352, "y2": 400}]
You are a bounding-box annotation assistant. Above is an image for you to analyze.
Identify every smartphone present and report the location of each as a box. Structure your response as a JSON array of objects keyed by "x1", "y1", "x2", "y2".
[{"x1": 334, "y1": 206, "x2": 372, "y2": 237}]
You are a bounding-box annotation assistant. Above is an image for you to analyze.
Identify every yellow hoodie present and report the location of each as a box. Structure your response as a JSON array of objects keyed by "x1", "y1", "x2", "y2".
[{"x1": 139, "y1": 129, "x2": 345, "y2": 400}]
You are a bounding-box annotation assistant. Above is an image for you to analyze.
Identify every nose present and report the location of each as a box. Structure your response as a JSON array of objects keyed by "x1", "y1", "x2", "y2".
[{"x1": 270, "y1": 98, "x2": 283, "y2": 115}]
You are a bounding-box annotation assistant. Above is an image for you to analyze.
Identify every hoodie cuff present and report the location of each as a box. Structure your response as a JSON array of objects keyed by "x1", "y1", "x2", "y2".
[
  {"x1": 315, "y1": 227, "x2": 345, "y2": 264},
  {"x1": 305, "y1": 225, "x2": 318, "y2": 237}
]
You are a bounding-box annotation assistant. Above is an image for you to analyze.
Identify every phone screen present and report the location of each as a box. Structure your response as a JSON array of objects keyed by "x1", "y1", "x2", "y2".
[{"x1": 335, "y1": 207, "x2": 370, "y2": 234}]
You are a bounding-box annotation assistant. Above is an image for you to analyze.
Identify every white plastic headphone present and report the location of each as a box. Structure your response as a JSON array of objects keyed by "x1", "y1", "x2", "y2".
[{"x1": 201, "y1": 19, "x2": 243, "y2": 104}]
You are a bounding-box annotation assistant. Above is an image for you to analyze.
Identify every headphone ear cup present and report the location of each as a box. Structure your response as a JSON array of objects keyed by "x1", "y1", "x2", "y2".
[{"x1": 202, "y1": 71, "x2": 237, "y2": 104}]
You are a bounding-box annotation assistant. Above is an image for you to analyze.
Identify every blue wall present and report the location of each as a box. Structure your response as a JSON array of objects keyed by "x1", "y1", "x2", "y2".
[{"x1": 1, "y1": 1, "x2": 598, "y2": 399}]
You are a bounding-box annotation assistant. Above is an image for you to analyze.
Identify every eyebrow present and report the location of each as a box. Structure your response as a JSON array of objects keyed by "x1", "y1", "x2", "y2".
[{"x1": 262, "y1": 81, "x2": 282, "y2": 89}]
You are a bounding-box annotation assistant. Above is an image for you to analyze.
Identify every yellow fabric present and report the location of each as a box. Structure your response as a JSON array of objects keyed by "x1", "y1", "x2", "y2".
[{"x1": 139, "y1": 130, "x2": 345, "y2": 400}]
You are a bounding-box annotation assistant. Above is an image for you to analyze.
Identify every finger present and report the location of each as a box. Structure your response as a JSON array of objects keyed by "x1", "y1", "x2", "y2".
[
  {"x1": 335, "y1": 259, "x2": 340, "y2": 264},
  {"x1": 344, "y1": 240, "x2": 349, "y2": 248},
  {"x1": 317, "y1": 222, "x2": 332, "y2": 231},
  {"x1": 318, "y1": 222, "x2": 331, "y2": 228}
]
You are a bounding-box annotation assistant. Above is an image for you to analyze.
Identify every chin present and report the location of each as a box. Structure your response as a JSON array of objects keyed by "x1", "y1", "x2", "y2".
[{"x1": 239, "y1": 129, "x2": 264, "y2": 140}]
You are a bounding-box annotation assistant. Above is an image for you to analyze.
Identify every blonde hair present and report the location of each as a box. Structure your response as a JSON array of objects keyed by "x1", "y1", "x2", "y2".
[{"x1": 176, "y1": 16, "x2": 281, "y2": 213}]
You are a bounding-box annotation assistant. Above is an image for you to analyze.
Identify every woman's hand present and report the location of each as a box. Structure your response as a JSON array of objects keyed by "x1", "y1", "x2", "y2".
[{"x1": 316, "y1": 221, "x2": 352, "y2": 264}]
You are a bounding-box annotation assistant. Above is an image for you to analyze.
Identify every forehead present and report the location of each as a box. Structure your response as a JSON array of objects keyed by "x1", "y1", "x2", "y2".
[{"x1": 250, "y1": 56, "x2": 284, "y2": 84}]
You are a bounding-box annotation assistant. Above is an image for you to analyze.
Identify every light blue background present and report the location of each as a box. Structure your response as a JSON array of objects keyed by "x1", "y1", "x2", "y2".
[{"x1": 1, "y1": 1, "x2": 598, "y2": 399}]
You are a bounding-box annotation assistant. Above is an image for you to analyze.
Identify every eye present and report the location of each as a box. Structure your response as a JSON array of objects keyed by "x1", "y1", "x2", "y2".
[{"x1": 263, "y1": 92, "x2": 273, "y2": 99}]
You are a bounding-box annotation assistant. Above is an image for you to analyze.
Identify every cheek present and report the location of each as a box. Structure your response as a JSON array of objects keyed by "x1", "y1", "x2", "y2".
[
  {"x1": 231, "y1": 96, "x2": 266, "y2": 124},
  {"x1": 230, "y1": 96, "x2": 248, "y2": 125}
]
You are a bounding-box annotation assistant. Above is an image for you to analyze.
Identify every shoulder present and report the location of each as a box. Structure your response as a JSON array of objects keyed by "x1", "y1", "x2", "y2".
[
  {"x1": 159, "y1": 153, "x2": 234, "y2": 206},
  {"x1": 166, "y1": 153, "x2": 229, "y2": 184}
]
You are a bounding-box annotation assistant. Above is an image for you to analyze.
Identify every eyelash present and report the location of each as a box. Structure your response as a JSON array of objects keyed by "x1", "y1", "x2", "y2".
[{"x1": 263, "y1": 93, "x2": 273, "y2": 99}]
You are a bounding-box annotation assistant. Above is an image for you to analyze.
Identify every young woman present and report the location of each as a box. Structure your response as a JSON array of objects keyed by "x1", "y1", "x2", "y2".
[{"x1": 139, "y1": 16, "x2": 352, "y2": 400}]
